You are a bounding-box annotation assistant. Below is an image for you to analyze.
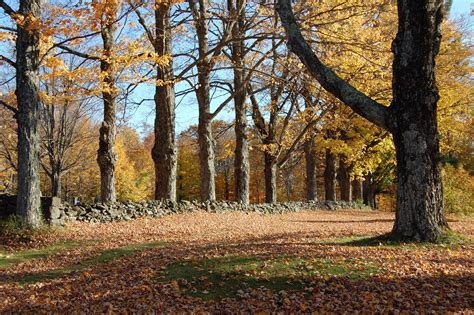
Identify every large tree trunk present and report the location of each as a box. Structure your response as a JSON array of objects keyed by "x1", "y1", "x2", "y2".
[
  {"x1": 197, "y1": 104, "x2": 216, "y2": 202},
  {"x1": 304, "y1": 138, "x2": 318, "y2": 201},
  {"x1": 390, "y1": 0, "x2": 447, "y2": 241},
  {"x1": 97, "y1": 17, "x2": 118, "y2": 203},
  {"x1": 338, "y1": 155, "x2": 352, "y2": 201},
  {"x1": 231, "y1": 0, "x2": 250, "y2": 205},
  {"x1": 152, "y1": 3, "x2": 177, "y2": 201},
  {"x1": 192, "y1": 0, "x2": 216, "y2": 202},
  {"x1": 277, "y1": 0, "x2": 448, "y2": 241},
  {"x1": 264, "y1": 152, "x2": 277, "y2": 203},
  {"x1": 16, "y1": 0, "x2": 42, "y2": 227},
  {"x1": 324, "y1": 149, "x2": 336, "y2": 201}
]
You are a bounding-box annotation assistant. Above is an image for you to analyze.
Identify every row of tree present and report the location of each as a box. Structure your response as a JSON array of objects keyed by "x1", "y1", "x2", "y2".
[{"x1": 0, "y1": 0, "x2": 472, "y2": 241}]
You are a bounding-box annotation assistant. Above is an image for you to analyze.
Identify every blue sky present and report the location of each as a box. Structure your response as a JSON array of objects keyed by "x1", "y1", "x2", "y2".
[
  {"x1": 451, "y1": 0, "x2": 472, "y2": 16},
  {"x1": 129, "y1": 0, "x2": 474, "y2": 136}
]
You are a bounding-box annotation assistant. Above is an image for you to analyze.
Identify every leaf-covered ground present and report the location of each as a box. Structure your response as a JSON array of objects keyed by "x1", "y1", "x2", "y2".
[{"x1": 0, "y1": 210, "x2": 473, "y2": 313}]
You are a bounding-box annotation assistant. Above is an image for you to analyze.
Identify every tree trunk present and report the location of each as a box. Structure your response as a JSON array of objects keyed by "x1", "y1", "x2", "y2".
[
  {"x1": 324, "y1": 149, "x2": 336, "y2": 201},
  {"x1": 352, "y1": 179, "x2": 363, "y2": 201},
  {"x1": 97, "y1": 6, "x2": 118, "y2": 203},
  {"x1": 224, "y1": 169, "x2": 230, "y2": 200},
  {"x1": 231, "y1": 0, "x2": 250, "y2": 205},
  {"x1": 338, "y1": 155, "x2": 352, "y2": 201},
  {"x1": 152, "y1": 3, "x2": 177, "y2": 201},
  {"x1": 198, "y1": 103, "x2": 216, "y2": 201},
  {"x1": 277, "y1": 0, "x2": 448, "y2": 241},
  {"x1": 390, "y1": 0, "x2": 447, "y2": 241},
  {"x1": 51, "y1": 169, "x2": 61, "y2": 198},
  {"x1": 264, "y1": 152, "x2": 277, "y2": 203},
  {"x1": 363, "y1": 172, "x2": 376, "y2": 208},
  {"x1": 304, "y1": 138, "x2": 318, "y2": 201},
  {"x1": 192, "y1": 0, "x2": 216, "y2": 202},
  {"x1": 16, "y1": 0, "x2": 42, "y2": 227}
]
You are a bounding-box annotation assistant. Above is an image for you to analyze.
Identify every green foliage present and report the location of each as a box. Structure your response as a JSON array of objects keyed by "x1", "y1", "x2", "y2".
[
  {"x1": 159, "y1": 255, "x2": 380, "y2": 300},
  {"x1": 443, "y1": 164, "x2": 474, "y2": 216}
]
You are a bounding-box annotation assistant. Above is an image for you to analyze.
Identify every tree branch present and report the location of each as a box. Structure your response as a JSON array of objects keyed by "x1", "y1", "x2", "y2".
[
  {"x1": 0, "y1": 99, "x2": 18, "y2": 115},
  {"x1": 56, "y1": 44, "x2": 100, "y2": 61},
  {"x1": 0, "y1": 54, "x2": 15, "y2": 68},
  {"x1": 276, "y1": 0, "x2": 390, "y2": 131},
  {"x1": 0, "y1": 0, "x2": 15, "y2": 18}
]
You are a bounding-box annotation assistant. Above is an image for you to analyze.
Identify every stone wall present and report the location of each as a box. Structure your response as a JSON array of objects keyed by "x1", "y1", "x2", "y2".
[
  {"x1": 1, "y1": 195, "x2": 369, "y2": 226},
  {"x1": 60, "y1": 200, "x2": 368, "y2": 224},
  {"x1": 0, "y1": 195, "x2": 64, "y2": 226}
]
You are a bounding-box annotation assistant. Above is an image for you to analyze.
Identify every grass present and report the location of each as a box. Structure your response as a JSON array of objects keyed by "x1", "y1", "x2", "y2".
[
  {"x1": 318, "y1": 231, "x2": 472, "y2": 249},
  {"x1": 159, "y1": 255, "x2": 380, "y2": 300},
  {"x1": 0, "y1": 240, "x2": 82, "y2": 269},
  {"x1": 19, "y1": 241, "x2": 167, "y2": 284}
]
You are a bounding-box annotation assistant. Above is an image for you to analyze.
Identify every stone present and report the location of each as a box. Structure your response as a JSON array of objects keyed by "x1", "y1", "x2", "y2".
[{"x1": 49, "y1": 206, "x2": 61, "y2": 220}]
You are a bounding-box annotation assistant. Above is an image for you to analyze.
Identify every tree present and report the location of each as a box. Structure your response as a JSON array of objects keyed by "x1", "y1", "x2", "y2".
[
  {"x1": 277, "y1": 0, "x2": 448, "y2": 241},
  {"x1": 132, "y1": 0, "x2": 178, "y2": 201},
  {"x1": 115, "y1": 127, "x2": 153, "y2": 201},
  {"x1": 39, "y1": 56, "x2": 97, "y2": 198},
  {"x1": 323, "y1": 148, "x2": 336, "y2": 201},
  {"x1": 96, "y1": 0, "x2": 119, "y2": 202},
  {"x1": 0, "y1": 0, "x2": 43, "y2": 227},
  {"x1": 228, "y1": 0, "x2": 250, "y2": 204},
  {"x1": 188, "y1": 0, "x2": 221, "y2": 202}
]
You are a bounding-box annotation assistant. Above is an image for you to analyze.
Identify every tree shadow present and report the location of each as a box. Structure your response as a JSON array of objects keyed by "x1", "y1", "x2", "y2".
[
  {"x1": 3, "y1": 254, "x2": 472, "y2": 313},
  {"x1": 1, "y1": 227, "x2": 472, "y2": 312},
  {"x1": 289, "y1": 219, "x2": 394, "y2": 224}
]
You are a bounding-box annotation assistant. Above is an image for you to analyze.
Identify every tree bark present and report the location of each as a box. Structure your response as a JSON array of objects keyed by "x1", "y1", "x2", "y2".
[
  {"x1": 352, "y1": 179, "x2": 363, "y2": 201},
  {"x1": 304, "y1": 138, "x2": 318, "y2": 201},
  {"x1": 152, "y1": 3, "x2": 177, "y2": 201},
  {"x1": 324, "y1": 149, "x2": 336, "y2": 201},
  {"x1": 277, "y1": 0, "x2": 448, "y2": 241},
  {"x1": 264, "y1": 152, "x2": 277, "y2": 203},
  {"x1": 16, "y1": 0, "x2": 42, "y2": 227},
  {"x1": 197, "y1": 106, "x2": 216, "y2": 202},
  {"x1": 363, "y1": 172, "x2": 376, "y2": 208},
  {"x1": 51, "y1": 168, "x2": 61, "y2": 198},
  {"x1": 338, "y1": 155, "x2": 352, "y2": 201},
  {"x1": 191, "y1": 0, "x2": 216, "y2": 202},
  {"x1": 97, "y1": 12, "x2": 118, "y2": 203},
  {"x1": 230, "y1": 0, "x2": 250, "y2": 205},
  {"x1": 390, "y1": 0, "x2": 447, "y2": 241}
]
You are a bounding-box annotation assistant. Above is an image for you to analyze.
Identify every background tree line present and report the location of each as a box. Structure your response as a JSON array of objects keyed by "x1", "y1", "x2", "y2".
[{"x1": 0, "y1": 0, "x2": 471, "y2": 240}]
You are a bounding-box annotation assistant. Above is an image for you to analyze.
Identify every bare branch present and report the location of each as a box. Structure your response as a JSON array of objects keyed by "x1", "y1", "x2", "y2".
[
  {"x1": 0, "y1": 0, "x2": 15, "y2": 17},
  {"x1": 0, "y1": 99, "x2": 18, "y2": 115},
  {"x1": 0, "y1": 54, "x2": 15, "y2": 68}
]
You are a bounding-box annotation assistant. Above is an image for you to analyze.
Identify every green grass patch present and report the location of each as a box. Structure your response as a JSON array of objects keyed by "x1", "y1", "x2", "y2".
[
  {"x1": 19, "y1": 241, "x2": 166, "y2": 284},
  {"x1": 82, "y1": 242, "x2": 166, "y2": 265},
  {"x1": 437, "y1": 230, "x2": 472, "y2": 245},
  {"x1": 320, "y1": 231, "x2": 472, "y2": 248},
  {"x1": 0, "y1": 240, "x2": 82, "y2": 269},
  {"x1": 159, "y1": 255, "x2": 380, "y2": 300}
]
